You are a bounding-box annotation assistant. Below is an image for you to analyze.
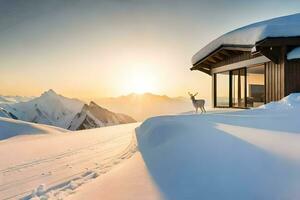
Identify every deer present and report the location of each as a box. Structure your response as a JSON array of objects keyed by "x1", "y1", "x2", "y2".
[{"x1": 188, "y1": 92, "x2": 206, "y2": 114}]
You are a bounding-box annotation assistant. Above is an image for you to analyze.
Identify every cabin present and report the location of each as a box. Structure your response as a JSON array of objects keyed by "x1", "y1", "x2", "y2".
[{"x1": 191, "y1": 13, "x2": 300, "y2": 108}]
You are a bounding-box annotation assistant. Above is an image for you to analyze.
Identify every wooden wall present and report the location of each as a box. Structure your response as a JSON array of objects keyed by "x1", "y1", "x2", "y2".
[
  {"x1": 265, "y1": 61, "x2": 285, "y2": 103},
  {"x1": 264, "y1": 47, "x2": 300, "y2": 103},
  {"x1": 285, "y1": 60, "x2": 300, "y2": 94}
]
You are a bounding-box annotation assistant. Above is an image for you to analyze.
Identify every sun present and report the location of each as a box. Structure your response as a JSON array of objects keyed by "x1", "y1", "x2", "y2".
[
  {"x1": 124, "y1": 64, "x2": 158, "y2": 94},
  {"x1": 130, "y1": 74, "x2": 154, "y2": 94}
]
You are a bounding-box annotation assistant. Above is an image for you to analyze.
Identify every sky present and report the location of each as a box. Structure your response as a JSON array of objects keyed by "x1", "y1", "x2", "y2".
[{"x1": 0, "y1": 0, "x2": 300, "y2": 100}]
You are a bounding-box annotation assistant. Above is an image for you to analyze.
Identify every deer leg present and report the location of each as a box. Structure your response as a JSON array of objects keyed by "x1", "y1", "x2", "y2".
[
  {"x1": 195, "y1": 107, "x2": 198, "y2": 114},
  {"x1": 203, "y1": 106, "x2": 206, "y2": 113},
  {"x1": 201, "y1": 107, "x2": 203, "y2": 114}
]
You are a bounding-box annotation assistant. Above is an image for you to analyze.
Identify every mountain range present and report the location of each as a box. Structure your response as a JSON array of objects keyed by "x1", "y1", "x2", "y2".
[
  {"x1": 95, "y1": 93, "x2": 192, "y2": 121},
  {"x1": 0, "y1": 90, "x2": 196, "y2": 129},
  {"x1": 0, "y1": 90, "x2": 135, "y2": 130}
]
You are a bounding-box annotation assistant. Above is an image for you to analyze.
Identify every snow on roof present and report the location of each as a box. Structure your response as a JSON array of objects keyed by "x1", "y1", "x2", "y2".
[
  {"x1": 192, "y1": 13, "x2": 300, "y2": 65},
  {"x1": 287, "y1": 47, "x2": 300, "y2": 60}
]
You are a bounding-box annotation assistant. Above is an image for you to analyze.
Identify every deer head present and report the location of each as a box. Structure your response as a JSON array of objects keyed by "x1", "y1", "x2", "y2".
[{"x1": 188, "y1": 92, "x2": 198, "y2": 100}]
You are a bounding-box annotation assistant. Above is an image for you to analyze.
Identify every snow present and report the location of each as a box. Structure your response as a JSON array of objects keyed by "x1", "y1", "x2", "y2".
[
  {"x1": 65, "y1": 153, "x2": 163, "y2": 200},
  {"x1": 287, "y1": 46, "x2": 300, "y2": 60},
  {"x1": 0, "y1": 117, "x2": 67, "y2": 140},
  {"x1": 0, "y1": 108, "x2": 13, "y2": 119},
  {"x1": 0, "y1": 122, "x2": 139, "y2": 200},
  {"x1": 2, "y1": 93, "x2": 300, "y2": 199},
  {"x1": 134, "y1": 93, "x2": 300, "y2": 199},
  {"x1": 259, "y1": 93, "x2": 300, "y2": 110},
  {"x1": 192, "y1": 13, "x2": 300, "y2": 64},
  {"x1": 0, "y1": 95, "x2": 33, "y2": 105}
]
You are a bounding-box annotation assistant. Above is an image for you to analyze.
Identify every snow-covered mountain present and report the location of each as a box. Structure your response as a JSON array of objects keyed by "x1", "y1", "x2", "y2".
[
  {"x1": 0, "y1": 95, "x2": 33, "y2": 105},
  {"x1": 68, "y1": 101, "x2": 136, "y2": 130},
  {"x1": 1, "y1": 89, "x2": 136, "y2": 130},
  {"x1": 0, "y1": 107, "x2": 18, "y2": 119},
  {"x1": 2, "y1": 89, "x2": 84, "y2": 129}
]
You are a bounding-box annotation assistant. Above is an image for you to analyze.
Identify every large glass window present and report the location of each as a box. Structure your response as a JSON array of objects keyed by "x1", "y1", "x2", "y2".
[
  {"x1": 232, "y1": 68, "x2": 246, "y2": 108},
  {"x1": 216, "y1": 71, "x2": 230, "y2": 107},
  {"x1": 246, "y1": 65, "x2": 265, "y2": 107}
]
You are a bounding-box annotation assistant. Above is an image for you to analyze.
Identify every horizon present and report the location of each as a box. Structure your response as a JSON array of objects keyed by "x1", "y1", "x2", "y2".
[
  {"x1": 1, "y1": 0, "x2": 300, "y2": 101},
  {"x1": 0, "y1": 88, "x2": 192, "y2": 103}
]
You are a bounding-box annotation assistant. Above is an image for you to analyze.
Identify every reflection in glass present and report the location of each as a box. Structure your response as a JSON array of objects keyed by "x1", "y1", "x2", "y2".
[
  {"x1": 232, "y1": 68, "x2": 246, "y2": 108},
  {"x1": 246, "y1": 65, "x2": 265, "y2": 107},
  {"x1": 216, "y1": 72, "x2": 229, "y2": 107}
]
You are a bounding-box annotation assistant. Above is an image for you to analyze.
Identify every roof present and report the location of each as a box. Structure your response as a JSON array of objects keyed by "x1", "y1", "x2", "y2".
[{"x1": 192, "y1": 13, "x2": 300, "y2": 65}]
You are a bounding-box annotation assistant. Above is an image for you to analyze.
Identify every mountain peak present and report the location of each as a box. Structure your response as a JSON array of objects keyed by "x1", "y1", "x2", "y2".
[
  {"x1": 89, "y1": 101, "x2": 98, "y2": 107},
  {"x1": 40, "y1": 89, "x2": 59, "y2": 99},
  {"x1": 47, "y1": 89, "x2": 56, "y2": 94}
]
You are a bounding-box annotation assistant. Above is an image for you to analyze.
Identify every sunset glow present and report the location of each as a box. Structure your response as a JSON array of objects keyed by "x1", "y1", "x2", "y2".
[
  {"x1": 0, "y1": 1, "x2": 299, "y2": 100},
  {"x1": 123, "y1": 64, "x2": 158, "y2": 94}
]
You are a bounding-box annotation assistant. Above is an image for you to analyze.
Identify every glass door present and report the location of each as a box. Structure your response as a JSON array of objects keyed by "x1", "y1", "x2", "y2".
[
  {"x1": 246, "y1": 65, "x2": 265, "y2": 107},
  {"x1": 231, "y1": 68, "x2": 246, "y2": 108}
]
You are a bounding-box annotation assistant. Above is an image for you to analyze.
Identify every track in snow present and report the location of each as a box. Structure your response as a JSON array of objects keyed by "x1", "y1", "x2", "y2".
[{"x1": 0, "y1": 124, "x2": 139, "y2": 200}]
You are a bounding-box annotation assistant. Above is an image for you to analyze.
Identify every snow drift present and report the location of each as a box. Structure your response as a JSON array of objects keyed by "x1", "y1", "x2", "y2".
[
  {"x1": 0, "y1": 117, "x2": 67, "y2": 140},
  {"x1": 136, "y1": 93, "x2": 300, "y2": 200}
]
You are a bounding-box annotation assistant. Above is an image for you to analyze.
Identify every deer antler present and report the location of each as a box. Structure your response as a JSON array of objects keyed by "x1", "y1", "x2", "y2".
[{"x1": 194, "y1": 92, "x2": 198, "y2": 96}]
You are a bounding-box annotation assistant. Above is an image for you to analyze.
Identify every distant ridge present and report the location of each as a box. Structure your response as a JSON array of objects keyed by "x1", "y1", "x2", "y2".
[{"x1": 95, "y1": 92, "x2": 192, "y2": 121}]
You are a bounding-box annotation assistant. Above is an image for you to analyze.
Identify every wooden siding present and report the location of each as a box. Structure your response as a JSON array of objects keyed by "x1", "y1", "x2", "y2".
[
  {"x1": 285, "y1": 60, "x2": 300, "y2": 94},
  {"x1": 263, "y1": 47, "x2": 286, "y2": 103},
  {"x1": 265, "y1": 61, "x2": 285, "y2": 103}
]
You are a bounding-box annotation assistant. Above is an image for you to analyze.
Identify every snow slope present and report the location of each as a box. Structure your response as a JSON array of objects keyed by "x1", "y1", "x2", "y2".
[
  {"x1": 66, "y1": 153, "x2": 163, "y2": 200},
  {"x1": 0, "y1": 122, "x2": 139, "y2": 200},
  {"x1": 192, "y1": 13, "x2": 300, "y2": 64},
  {"x1": 0, "y1": 108, "x2": 17, "y2": 120},
  {"x1": 135, "y1": 93, "x2": 300, "y2": 200},
  {"x1": 3, "y1": 94, "x2": 300, "y2": 200},
  {"x1": 0, "y1": 117, "x2": 67, "y2": 140}
]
